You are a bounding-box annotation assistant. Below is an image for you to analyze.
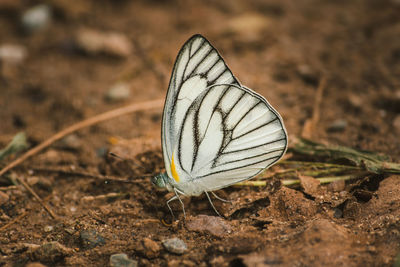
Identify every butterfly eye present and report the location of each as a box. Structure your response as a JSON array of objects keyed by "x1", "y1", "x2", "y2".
[{"x1": 151, "y1": 174, "x2": 166, "y2": 188}]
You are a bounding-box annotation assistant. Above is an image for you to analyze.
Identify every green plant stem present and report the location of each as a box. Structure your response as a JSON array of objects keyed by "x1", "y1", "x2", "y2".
[
  {"x1": 278, "y1": 160, "x2": 360, "y2": 170},
  {"x1": 235, "y1": 172, "x2": 370, "y2": 187}
]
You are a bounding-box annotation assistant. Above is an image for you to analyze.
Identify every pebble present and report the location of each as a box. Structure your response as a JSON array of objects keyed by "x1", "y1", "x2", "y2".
[
  {"x1": 0, "y1": 191, "x2": 9, "y2": 206},
  {"x1": 393, "y1": 115, "x2": 400, "y2": 133},
  {"x1": 348, "y1": 94, "x2": 363, "y2": 109},
  {"x1": 79, "y1": 229, "x2": 106, "y2": 249},
  {"x1": 186, "y1": 215, "x2": 232, "y2": 237},
  {"x1": 327, "y1": 119, "x2": 347, "y2": 132},
  {"x1": 32, "y1": 241, "x2": 73, "y2": 262},
  {"x1": 0, "y1": 44, "x2": 27, "y2": 64},
  {"x1": 105, "y1": 82, "x2": 131, "y2": 102},
  {"x1": 227, "y1": 13, "x2": 271, "y2": 39},
  {"x1": 43, "y1": 225, "x2": 53, "y2": 233},
  {"x1": 327, "y1": 179, "x2": 345, "y2": 192},
  {"x1": 110, "y1": 253, "x2": 138, "y2": 267},
  {"x1": 21, "y1": 4, "x2": 51, "y2": 33},
  {"x1": 75, "y1": 28, "x2": 132, "y2": 58},
  {"x1": 333, "y1": 208, "x2": 343, "y2": 218},
  {"x1": 96, "y1": 147, "x2": 108, "y2": 158},
  {"x1": 162, "y1": 237, "x2": 187, "y2": 255},
  {"x1": 26, "y1": 263, "x2": 47, "y2": 267},
  {"x1": 142, "y1": 238, "x2": 161, "y2": 258},
  {"x1": 297, "y1": 64, "x2": 319, "y2": 86},
  {"x1": 167, "y1": 259, "x2": 196, "y2": 267},
  {"x1": 60, "y1": 134, "x2": 82, "y2": 150}
]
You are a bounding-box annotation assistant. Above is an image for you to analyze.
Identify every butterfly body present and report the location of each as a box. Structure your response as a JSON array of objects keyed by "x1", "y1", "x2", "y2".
[{"x1": 153, "y1": 34, "x2": 288, "y2": 215}]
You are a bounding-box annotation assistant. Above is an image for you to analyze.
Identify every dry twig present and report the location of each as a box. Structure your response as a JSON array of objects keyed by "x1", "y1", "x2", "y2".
[
  {"x1": 301, "y1": 76, "x2": 327, "y2": 139},
  {"x1": 0, "y1": 211, "x2": 27, "y2": 232},
  {"x1": 16, "y1": 176, "x2": 57, "y2": 219},
  {"x1": 31, "y1": 167, "x2": 149, "y2": 183}
]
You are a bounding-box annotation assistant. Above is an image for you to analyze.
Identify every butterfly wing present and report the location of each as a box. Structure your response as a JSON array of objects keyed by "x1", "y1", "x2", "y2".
[
  {"x1": 177, "y1": 84, "x2": 287, "y2": 194},
  {"x1": 162, "y1": 34, "x2": 240, "y2": 179}
]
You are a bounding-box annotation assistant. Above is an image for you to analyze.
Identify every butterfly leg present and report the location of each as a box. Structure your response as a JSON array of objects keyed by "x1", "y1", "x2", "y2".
[
  {"x1": 166, "y1": 188, "x2": 186, "y2": 219},
  {"x1": 211, "y1": 191, "x2": 232, "y2": 203},
  {"x1": 166, "y1": 195, "x2": 178, "y2": 220},
  {"x1": 205, "y1": 191, "x2": 222, "y2": 217}
]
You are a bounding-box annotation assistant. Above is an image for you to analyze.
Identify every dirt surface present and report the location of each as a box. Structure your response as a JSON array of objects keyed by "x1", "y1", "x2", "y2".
[{"x1": 1, "y1": 0, "x2": 400, "y2": 266}]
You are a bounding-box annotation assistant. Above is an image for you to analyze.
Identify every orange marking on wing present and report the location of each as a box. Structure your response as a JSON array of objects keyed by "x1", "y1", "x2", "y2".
[{"x1": 171, "y1": 153, "x2": 180, "y2": 182}]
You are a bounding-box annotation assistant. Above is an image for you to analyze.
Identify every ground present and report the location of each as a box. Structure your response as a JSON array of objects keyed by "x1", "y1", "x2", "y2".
[{"x1": 0, "y1": 0, "x2": 400, "y2": 266}]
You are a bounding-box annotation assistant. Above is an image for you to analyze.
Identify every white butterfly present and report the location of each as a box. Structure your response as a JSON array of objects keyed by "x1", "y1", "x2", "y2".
[{"x1": 152, "y1": 34, "x2": 288, "y2": 217}]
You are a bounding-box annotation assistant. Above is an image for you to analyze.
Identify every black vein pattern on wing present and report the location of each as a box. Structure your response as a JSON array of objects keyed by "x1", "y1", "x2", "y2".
[
  {"x1": 186, "y1": 85, "x2": 287, "y2": 181},
  {"x1": 190, "y1": 86, "x2": 229, "y2": 172},
  {"x1": 232, "y1": 117, "x2": 279, "y2": 141},
  {"x1": 196, "y1": 155, "x2": 282, "y2": 180},
  {"x1": 170, "y1": 35, "x2": 239, "y2": 121},
  {"x1": 178, "y1": 83, "x2": 286, "y2": 179},
  {"x1": 164, "y1": 34, "x2": 240, "y2": 173},
  {"x1": 221, "y1": 137, "x2": 287, "y2": 155},
  {"x1": 230, "y1": 100, "x2": 262, "y2": 130},
  {"x1": 218, "y1": 148, "x2": 285, "y2": 166}
]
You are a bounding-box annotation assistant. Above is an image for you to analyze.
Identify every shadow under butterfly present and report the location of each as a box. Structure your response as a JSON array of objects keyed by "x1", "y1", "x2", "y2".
[{"x1": 152, "y1": 34, "x2": 288, "y2": 218}]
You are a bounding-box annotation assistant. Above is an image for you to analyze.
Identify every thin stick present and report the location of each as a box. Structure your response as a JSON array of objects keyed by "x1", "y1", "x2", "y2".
[
  {"x1": 0, "y1": 185, "x2": 19, "y2": 191},
  {"x1": 235, "y1": 172, "x2": 369, "y2": 187},
  {"x1": 0, "y1": 99, "x2": 164, "y2": 177},
  {"x1": 31, "y1": 167, "x2": 151, "y2": 183},
  {"x1": 301, "y1": 76, "x2": 327, "y2": 139},
  {"x1": 16, "y1": 177, "x2": 57, "y2": 219},
  {"x1": 0, "y1": 211, "x2": 27, "y2": 232},
  {"x1": 278, "y1": 160, "x2": 360, "y2": 170}
]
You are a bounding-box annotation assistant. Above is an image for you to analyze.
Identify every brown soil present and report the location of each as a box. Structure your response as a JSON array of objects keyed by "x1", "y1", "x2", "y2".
[{"x1": 1, "y1": 0, "x2": 400, "y2": 266}]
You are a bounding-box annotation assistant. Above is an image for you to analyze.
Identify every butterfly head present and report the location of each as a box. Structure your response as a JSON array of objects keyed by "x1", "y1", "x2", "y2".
[{"x1": 152, "y1": 172, "x2": 173, "y2": 191}]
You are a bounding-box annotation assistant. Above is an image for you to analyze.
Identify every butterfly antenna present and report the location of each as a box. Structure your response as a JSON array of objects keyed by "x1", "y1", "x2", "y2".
[{"x1": 205, "y1": 191, "x2": 222, "y2": 217}]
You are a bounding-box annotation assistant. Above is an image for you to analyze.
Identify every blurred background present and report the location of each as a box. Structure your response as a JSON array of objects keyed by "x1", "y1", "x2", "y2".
[{"x1": 1, "y1": 0, "x2": 400, "y2": 159}]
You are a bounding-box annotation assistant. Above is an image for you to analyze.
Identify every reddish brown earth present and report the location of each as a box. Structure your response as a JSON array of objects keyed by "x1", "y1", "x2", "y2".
[{"x1": 1, "y1": 0, "x2": 400, "y2": 266}]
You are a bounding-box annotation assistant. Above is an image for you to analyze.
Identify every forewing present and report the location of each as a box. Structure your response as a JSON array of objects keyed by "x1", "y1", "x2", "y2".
[
  {"x1": 185, "y1": 84, "x2": 288, "y2": 191},
  {"x1": 162, "y1": 34, "x2": 239, "y2": 178}
]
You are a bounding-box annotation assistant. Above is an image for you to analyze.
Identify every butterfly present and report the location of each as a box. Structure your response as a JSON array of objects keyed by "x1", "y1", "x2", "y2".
[{"x1": 152, "y1": 34, "x2": 288, "y2": 217}]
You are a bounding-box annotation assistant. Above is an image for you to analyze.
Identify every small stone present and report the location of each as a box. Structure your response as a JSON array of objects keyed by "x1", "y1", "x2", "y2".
[
  {"x1": 167, "y1": 259, "x2": 195, "y2": 267},
  {"x1": 76, "y1": 28, "x2": 132, "y2": 58},
  {"x1": 33, "y1": 241, "x2": 73, "y2": 262},
  {"x1": 79, "y1": 229, "x2": 105, "y2": 249},
  {"x1": 393, "y1": 115, "x2": 400, "y2": 133},
  {"x1": 327, "y1": 179, "x2": 345, "y2": 192},
  {"x1": 26, "y1": 263, "x2": 47, "y2": 267},
  {"x1": 0, "y1": 44, "x2": 27, "y2": 64},
  {"x1": 105, "y1": 83, "x2": 131, "y2": 102},
  {"x1": 60, "y1": 134, "x2": 81, "y2": 150},
  {"x1": 162, "y1": 237, "x2": 187, "y2": 255},
  {"x1": 0, "y1": 191, "x2": 9, "y2": 206},
  {"x1": 297, "y1": 64, "x2": 319, "y2": 86},
  {"x1": 96, "y1": 147, "x2": 108, "y2": 157},
  {"x1": 227, "y1": 13, "x2": 271, "y2": 39},
  {"x1": 333, "y1": 208, "x2": 343, "y2": 218},
  {"x1": 110, "y1": 253, "x2": 138, "y2": 267},
  {"x1": 327, "y1": 119, "x2": 347, "y2": 132},
  {"x1": 142, "y1": 238, "x2": 161, "y2": 258},
  {"x1": 21, "y1": 4, "x2": 51, "y2": 33},
  {"x1": 186, "y1": 215, "x2": 232, "y2": 237},
  {"x1": 348, "y1": 94, "x2": 363, "y2": 109},
  {"x1": 43, "y1": 225, "x2": 53, "y2": 232},
  {"x1": 64, "y1": 227, "x2": 75, "y2": 235}
]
